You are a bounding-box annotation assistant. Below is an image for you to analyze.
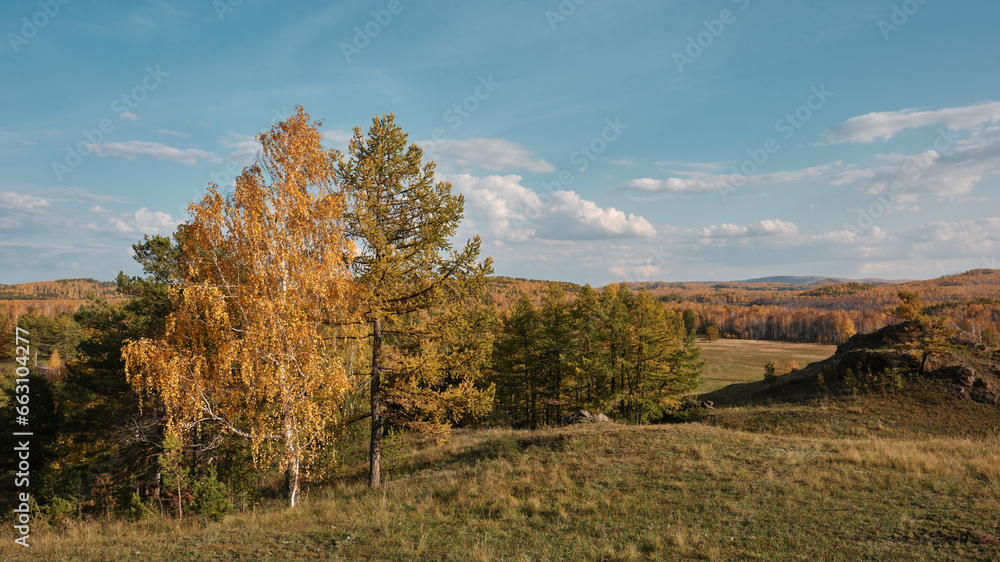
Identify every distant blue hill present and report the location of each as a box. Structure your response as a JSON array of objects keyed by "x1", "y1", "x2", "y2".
[{"x1": 738, "y1": 275, "x2": 906, "y2": 285}]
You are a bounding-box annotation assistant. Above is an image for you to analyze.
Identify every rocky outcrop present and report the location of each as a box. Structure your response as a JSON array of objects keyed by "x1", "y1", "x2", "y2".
[
  {"x1": 929, "y1": 365, "x2": 1000, "y2": 404},
  {"x1": 837, "y1": 349, "x2": 919, "y2": 376},
  {"x1": 563, "y1": 410, "x2": 612, "y2": 424},
  {"x1": 930, "y1": 365, "x2": 976, "y2": 387},
  {"x1": 836, "y1": 322, "x2": 913, "y2": 354}
]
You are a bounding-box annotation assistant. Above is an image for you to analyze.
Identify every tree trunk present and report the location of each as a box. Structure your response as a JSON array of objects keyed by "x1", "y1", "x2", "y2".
[
  {"x1": 285, "y1": 420, "x2": 300, "y2": 507},
  {"x1": 369, "y1": 317, "x2": 382, "y2": 489},
  {"x1": 286, "y1": 457, "x2": 300, "y2": 507}
]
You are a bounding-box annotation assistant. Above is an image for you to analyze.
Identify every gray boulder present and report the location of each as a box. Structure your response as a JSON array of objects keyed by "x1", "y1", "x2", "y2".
[{"x1": 563, "y1": 410, "x2": 612, "y2": 424}]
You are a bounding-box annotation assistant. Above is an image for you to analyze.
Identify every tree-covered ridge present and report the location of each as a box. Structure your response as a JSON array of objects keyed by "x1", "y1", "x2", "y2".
[
  {"x1": 475, "y1": 270, "x2": 1000, "y2": 346},
  {"x1": 0, "y1": 279, "x2": 118, "y2": 300},
  {"x1": 801, "y1": 282, "x2": 877, "y2": 298}
]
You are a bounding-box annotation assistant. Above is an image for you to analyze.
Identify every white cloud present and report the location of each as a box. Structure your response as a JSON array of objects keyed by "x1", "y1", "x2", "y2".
[
  {"x1": 323, "y1": 129, "x2": 353, "y2": 147},
  {"x1": 88, "y1": 141, "x2": 223, "y2": 166},
  {"x1": 698, "y1": 219, "x2": 800, "y2": 240},
  {"x1": 822, "y1": 100, "x2": 1000, "y2": 144},
  {"x1": 538, "y1": 191, "x2": 657, "y2": 240},
  {"x1": 109, "y1": 207, "x2": 180, "y2": 236},
  {"x1": 424, "y1": 138, "x2": 555, "y2": 173},
  {"x1": 905, "y1": 218, "x2": 1000, "y2": 258},
  {"x1": 449, "y1": 174, "x2": 655, "y2": 241},
  {"x1": 0, "y1": 191, "x2": 50, "y2": 211},
  {"x1": 118, "y1": 111, "x2": 138, "y2": 121},
  {"x1": 89, "y1": 205, "x2": 109, "y2": 213},
  {"x1": 450, "y1": 174, "x2": 541, "y2": 240},
  {"x1": 625, "y1": 164, "x2": 838, "y2": 195}
]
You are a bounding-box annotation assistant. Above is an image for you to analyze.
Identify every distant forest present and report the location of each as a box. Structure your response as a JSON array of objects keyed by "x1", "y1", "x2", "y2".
[{"x1": 5, "y1": 270, "x2": 1000, "y2": 359}]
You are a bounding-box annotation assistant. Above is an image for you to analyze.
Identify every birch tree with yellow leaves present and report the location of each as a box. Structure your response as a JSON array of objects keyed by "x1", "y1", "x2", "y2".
[{"x1": 123, "y1": 107, "x2": 357, "y2": 507}]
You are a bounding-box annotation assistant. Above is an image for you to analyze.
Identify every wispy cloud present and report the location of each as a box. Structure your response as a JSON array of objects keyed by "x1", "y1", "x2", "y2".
[
  {"x1": 88, "y1": 141, "x2": 223, "y2": 166},
  {"x1": 425, "y1": 138, "x2": 555, "y2": 173},
  {"x1": 155, "y1": 129, "x2": 190, "y2": 138},
  {"x1": 221, "y1": 133, "x2": 261, "y2": 162},
  {"x1": 822, "y1": 101, "x2": 1000, "y2": 144},
  {"x1": 624, "y1": 164, "x2": 838, "y2": 195},
  {"x1": 0, "y1": 191, "x2": 50, "y2": 212},
  {"x1": 823, "y1": 125, "x2": 1000, "y2": 199}
]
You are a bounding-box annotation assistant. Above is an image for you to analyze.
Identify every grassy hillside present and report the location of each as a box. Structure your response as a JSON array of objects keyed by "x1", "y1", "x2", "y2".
[
  {"x1": 6, "y1": 330, "x2": 999, "y2": 559},
  {"x1": 5, "y1": 420, "x2": 997, "y2": 560},
  {"x1": 4, "y1": 278, "x2": 1000, "y2": 560}
]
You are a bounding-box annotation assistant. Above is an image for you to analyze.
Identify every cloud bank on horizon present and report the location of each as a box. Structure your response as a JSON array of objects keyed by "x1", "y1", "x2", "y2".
[{"x1": 2, "y1": 0, "x2": 998, "y2": 285}]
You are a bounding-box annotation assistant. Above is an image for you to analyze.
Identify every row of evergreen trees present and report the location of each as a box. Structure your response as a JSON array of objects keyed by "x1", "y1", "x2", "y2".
[{"x1": 490, "y1": 283, "x2": 703, "y2": 427}]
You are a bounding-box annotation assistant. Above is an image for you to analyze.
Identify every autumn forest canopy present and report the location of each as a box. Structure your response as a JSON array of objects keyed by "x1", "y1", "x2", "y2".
[{"x1": 2, "y1": 107, "x2": 999, "y2": 523}]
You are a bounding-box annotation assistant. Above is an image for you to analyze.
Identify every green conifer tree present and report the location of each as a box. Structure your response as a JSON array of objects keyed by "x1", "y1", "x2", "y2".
[{"x1": 337, "y1": 114, "x2": 494, "y2": 488}]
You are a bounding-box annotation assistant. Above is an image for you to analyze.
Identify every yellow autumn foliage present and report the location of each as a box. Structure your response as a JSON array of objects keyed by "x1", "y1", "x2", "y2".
[{"x1": 123, "y1": 107, "x2": 359, "y2": 506}]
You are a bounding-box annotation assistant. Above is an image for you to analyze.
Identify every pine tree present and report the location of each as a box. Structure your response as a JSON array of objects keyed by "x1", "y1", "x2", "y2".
[
  {"x1": 890, "y1": 291, "x2": 956, "y2": 373},
  {"x1": 539, "y1": 283, "x2": 573, "y2": 425},
  {"x1": 570, "y1": 284, "x2": 602, "y2": 413},
  {"x1": 337, "y1": 114, "x2": 494, "y2": 488},
  {"x1": 598, "y1": 284, "x2": 635, "y2": 415},
  {"x1": 491, "y1": 295, "x2": 542, "y2": 428}
]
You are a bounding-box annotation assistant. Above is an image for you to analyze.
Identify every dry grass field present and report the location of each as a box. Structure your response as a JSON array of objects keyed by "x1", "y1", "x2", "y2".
[
  {"x1": 697, "y1": 338, "x2": 837, "y2": 393},
  {"x1": 4, "y1": 422, "x2": 997, "y2": 561}
]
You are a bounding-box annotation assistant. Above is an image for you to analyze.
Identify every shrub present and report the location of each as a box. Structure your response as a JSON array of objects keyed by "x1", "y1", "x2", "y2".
[
  {"x1": 43, "y1": 496, "x2": 77, "y2": 525},
  {"x1": 126, "y1": 490, "x2": 159, "y2": 521},
  {"x1": 843, "y1": 367, "x2": 859, "y2": 394},
  {"x1": 763, "y1": 361, "x2": 777, "y2": 384},
  {"x1": 191, "y1": 468, "x2": 233, "y2": 520},
  {"x1": 481, "y1": 433, "x2": 521, "y2": 460}
]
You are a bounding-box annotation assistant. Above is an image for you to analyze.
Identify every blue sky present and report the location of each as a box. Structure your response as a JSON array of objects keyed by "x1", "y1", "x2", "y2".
[{"x1": 3, "y1": 0, "x2": 1000, "y2": 285}]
